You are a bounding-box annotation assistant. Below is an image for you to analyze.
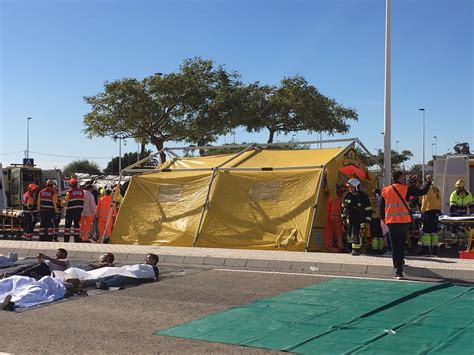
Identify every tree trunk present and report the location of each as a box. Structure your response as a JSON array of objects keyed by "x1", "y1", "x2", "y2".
[
  {"x1": 267, "y1": 130, "x2": 275, "y2": 144},
  {"x1": 197, "y1": 139, "x2": 207, "y2": 157},
  {"x1": 150, "y1": 136, "x2": 166, "y2": 163},
  {"x1": 140, "y1": 141, "x2": 146, "y2": 159}
]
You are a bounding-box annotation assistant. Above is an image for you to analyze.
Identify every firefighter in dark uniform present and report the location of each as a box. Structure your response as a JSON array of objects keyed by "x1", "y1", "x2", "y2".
[
  {"x1": 22, "y1": 183, "x2": 38, "y2": 240},
  {"x1": 341, "y1": 178, "x2": 372, "y2": 255},
  {"x1": 64, "y1": 177, "x2": 85, "y2": 243},
  {"x1": 37, "y1": 180, "x2": 58, "y2": 241}
]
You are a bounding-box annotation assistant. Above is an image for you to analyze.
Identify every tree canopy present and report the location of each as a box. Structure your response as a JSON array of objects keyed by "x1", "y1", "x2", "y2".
[
  {"x1": 83, "y1": 58, "x2": 358, "y2": 157},
  {"x1": 356, "y1": 148, "x2": 413, "y2": 170},
  {"x1": 242, "y1": 76, "x2": 358, "y2": 143},
  {"x1": 63, "y1": 159, "x2": 101, "y2": 177}
]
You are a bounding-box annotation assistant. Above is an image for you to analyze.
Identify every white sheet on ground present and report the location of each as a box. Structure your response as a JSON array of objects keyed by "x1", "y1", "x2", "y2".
[
  {"x1": 0, "y1": 275, "x2": 66, "y2": 308},
  {"x1": 54, "y1": 264, "x2": 156, "y2": 281}
]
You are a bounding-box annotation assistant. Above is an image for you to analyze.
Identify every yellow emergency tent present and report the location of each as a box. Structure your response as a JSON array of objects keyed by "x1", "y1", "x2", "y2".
[{"x1": 111, "y1": 141, "x2": 376, "y2": 251}]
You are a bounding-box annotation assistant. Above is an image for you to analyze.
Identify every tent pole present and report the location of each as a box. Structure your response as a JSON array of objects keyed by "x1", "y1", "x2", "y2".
[
  {"x1": 123, "y1": 149, "x2": 165, "y2": 171},
  {"x1": 305, "y1": 167, "x2": 326, "y2": 252},
  {"x1": 192, "y1": 143, "x2": 258, "y2": 246},
  {"x1": 192, "y1": 168, "x2": 218, "y2": 246},
  {"x1": 164, "y1": 148, "x2": 180, "y2": 158},
  {"x1": 355, "y1": 138, "x2": 383, "y2": 171},
  {"x1": 162, "y1": 138, "x2": 357, "y2": 152}
]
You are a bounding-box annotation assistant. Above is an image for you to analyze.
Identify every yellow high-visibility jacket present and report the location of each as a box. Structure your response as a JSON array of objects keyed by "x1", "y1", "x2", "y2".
[{"x1": 421, "y1": 185, "x2": 442, "y2": 212}]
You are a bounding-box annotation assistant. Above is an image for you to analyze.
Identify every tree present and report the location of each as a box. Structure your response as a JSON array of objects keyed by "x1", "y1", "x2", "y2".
[
  {"x1": 356, "y1": 148, "x2": 413, "y2": 170},
  {"x1": 63, "y1": 160, "x2": 101, "y2": 177},
  {"x1": 83, "y1": 57, "x2": 246, "y2": 160},
  {"x1": 242, "y1": 76, "x2": 358, "y2": 143}
]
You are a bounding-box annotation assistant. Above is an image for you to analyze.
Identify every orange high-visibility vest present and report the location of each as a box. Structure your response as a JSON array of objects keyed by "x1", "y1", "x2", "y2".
[{"x1": 381, "y1": 184, "x2": 411, "y2": 224}]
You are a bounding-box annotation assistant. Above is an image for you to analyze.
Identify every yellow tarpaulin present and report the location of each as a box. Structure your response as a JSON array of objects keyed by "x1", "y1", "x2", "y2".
[
  {"x1": 110, "y1": 145, "x2": 374, "y2": 251},
  {"x1": 196, "y1": 169, "x2": 322, "y2": 251},
  {"x1": 112, "y1": 171, "x2": 211, "y2": 246}
]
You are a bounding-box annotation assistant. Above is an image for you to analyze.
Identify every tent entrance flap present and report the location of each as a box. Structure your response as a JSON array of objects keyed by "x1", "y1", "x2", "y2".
[{"x1": 195, "y1": 169, "x2": 323, "y2": 251}]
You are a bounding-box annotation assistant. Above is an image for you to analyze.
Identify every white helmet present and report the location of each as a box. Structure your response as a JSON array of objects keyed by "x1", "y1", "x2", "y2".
[{"x1": 347, "y1": 178, "x2": 361, "y2": 190}]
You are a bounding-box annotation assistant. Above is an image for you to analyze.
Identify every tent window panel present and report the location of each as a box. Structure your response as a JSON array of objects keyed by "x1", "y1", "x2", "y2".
[
  {"x1": 250, "y1": 181, "x2": 282, "y2": 202},
  {"x1": 157, "y1": 184, "x2": 184, "y2": 203}
]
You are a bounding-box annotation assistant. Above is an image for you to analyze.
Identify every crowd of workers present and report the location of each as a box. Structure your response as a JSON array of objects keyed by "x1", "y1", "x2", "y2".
[
  {"x1": 325, "y1": 172, "x2": 473, "y2": 279},
  {"x1": 20, "y1": 178, "x2": 123, "y2": 243}
]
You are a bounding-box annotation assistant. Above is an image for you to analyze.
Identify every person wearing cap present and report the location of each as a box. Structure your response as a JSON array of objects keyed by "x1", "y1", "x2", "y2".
[
  {"x1": 21, "y1": 183, "x2": 38, "y2": 240},
  {"x1": 37, "y1": 180, "x2": 58, "y2": 241},
  {"x1": 449, "y1": 179, "x2": 473, "y2": 216},
  {"x1": 96, "y1": 188, "x2": 116, "y2": 243},
  {"x1": 380, "y1": 171, "x2": 431, "y2": 279},
  {"x1": 341, "y1": 178, "x2": 372, "y2": 256},
  {"x1": 64, "y1": 178, "x2": 85, "y2": 243}
]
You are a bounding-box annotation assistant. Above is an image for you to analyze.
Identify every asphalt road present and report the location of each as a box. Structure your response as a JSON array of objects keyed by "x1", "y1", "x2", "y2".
[{"x1": 0, "y1": 265, "x2": 326, "y2": 354}]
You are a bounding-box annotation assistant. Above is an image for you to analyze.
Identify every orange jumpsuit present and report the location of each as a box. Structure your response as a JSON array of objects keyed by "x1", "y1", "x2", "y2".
[
  {"x1": 96, "y1": 194, "x2": 116, "y2": 242},
  {"x1": 323, "y1": 195, "x2": 344, "y2": 251}
]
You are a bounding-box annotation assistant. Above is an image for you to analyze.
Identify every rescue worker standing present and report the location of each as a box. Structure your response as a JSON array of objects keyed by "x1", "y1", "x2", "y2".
[
  {"x1": 341, "y1": 178, "x2": 372, "y2": 256},
  {"x1": 323, "y1": 186, "x2": 345, "y2": 252},
  {"x1": 22, "y1": 183, "x2": 38, "y2": 240},
  {"x1": 449, "y1": 179, "x2": 473, "y2": 216},
  {"x1": 64, "y1": 178, "x2": 85, "y2": 243},
  {"x1": 37, "y1": 180, "x2": 58, "y2": 241},
  {"x1": 369, "y1": 188, "x2": 384, "y2": 254},
  {"x1": 80, "y1": 184, "x2": 96, "y2": 242},
  {"x1": 52, "y1": 184, "x2": 64, "y2": 242},
  {"x1": 96, "y1": 188, "x2": 116, "y2": 243},
  {"x1": 380, "y1": 171, "x2": 431, "y2": 279},
  {"x1": 421, "y1": 183, "x2": 442, "y2": 256}
]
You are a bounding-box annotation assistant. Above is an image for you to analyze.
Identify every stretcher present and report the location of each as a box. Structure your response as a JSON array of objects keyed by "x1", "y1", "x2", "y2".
[
  {"x1": 0, "y1": 209, "x2": 23, "y2": 239},
  {"x1": 438, "y1": 215, "x2": 474, "y2": 252}
]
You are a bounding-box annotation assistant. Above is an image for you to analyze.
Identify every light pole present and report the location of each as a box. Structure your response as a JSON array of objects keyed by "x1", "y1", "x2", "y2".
[
  {"x1": 383, "y1": 0, "x2": 392, "y2": 186},
  {"x1": 396, "y1": 140, "x2": 399, "y2": 152},
  {"x1": 419, "y1": 108, "x2": 425, "y2": 178},
  {"x1": 26, "y1": 117, "x2": 32, "y2": 160},
  {"x1": 433, "y1": 136, "x2": 437, "y2": 156}
]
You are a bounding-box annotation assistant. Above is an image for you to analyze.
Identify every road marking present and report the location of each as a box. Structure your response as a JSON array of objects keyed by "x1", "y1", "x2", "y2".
[{"x1": 213, "y1": 268, "x2": 432, "y2": 283}]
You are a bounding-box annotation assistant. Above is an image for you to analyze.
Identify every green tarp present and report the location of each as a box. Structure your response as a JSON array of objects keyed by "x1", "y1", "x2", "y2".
[{"x1": 156, "y1": 278, "x2": 474, "y2": 354}]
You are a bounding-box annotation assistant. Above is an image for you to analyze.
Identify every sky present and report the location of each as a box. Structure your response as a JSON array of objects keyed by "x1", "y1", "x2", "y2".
[{"x1": 1, "y1": 0, "x2": 473, "y2": 170}]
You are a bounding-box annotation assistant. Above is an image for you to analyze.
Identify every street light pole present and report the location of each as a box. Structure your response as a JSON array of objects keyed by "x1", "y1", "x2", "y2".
[
  {"x1": 419, "y1": 108, "x2": 425, "y2": 178},
  {"x1": 383, "y1": 0, "x2": 392, "y2": 186},
  {"x1": 26, "y1": 117, "x2": 32, "y2": 160},
  {"x1": 119, "y1": 137, "x2": 122, "y2": 174},
  {"x1": 396, "y1": 140, "x2": 399, "y2": 152},
  {"x1": 433, "y1": 136, "x2": 437, "y2": 156}
]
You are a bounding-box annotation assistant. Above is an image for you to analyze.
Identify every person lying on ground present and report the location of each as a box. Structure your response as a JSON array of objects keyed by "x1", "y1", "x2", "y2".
[
  {"x1": 1, "y1": 248, "x2": 69, "y2": 280},
  {"x1": 62, "y1": 253, "x2": 159, "y2": 290},
  {"x1": 74, "y1": 252, "x2": 115, "y2": 271},
  {"x1": 0, "y1": 252, "x2": 18, "y2": 267},
  {"x1": 1, "y1": 275, "x2": 79, "y2": 311}
]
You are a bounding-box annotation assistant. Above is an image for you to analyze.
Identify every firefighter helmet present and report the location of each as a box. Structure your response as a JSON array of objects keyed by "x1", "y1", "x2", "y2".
[
  {"x1": 455, "y1": 179, "x2": 465, "y2": 188},
  {"x1": 28, "y1": 183, "x2": 37, "y2": 191},
  {"x1": 46, "y1": 179, "x2": 55, "y2": 186},
  {"x1": 347, "y1": 178, "x2": 361, "y2": 190}
]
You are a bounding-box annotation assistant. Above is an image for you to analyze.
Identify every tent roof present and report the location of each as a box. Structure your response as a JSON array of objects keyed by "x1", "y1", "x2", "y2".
[{"x1": 160, "y1": 147, "x2": 346, "y2": 170}]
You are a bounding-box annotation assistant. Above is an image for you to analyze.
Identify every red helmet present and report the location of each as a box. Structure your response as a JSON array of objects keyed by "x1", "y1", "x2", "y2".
[
  {"x1": 28, "y1": 183, "x2": 37, "y2": 191},
  {"x1": 69, "y1": 178, "x2": 78, "y2": 185}
]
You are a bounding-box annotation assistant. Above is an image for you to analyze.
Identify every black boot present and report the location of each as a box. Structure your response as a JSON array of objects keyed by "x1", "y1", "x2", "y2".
[{"x1": 431, "y1": 246, "x2": 438, "y2": 256}]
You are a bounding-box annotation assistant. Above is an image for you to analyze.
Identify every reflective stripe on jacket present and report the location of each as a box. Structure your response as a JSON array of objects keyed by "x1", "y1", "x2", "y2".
[
  {"x1": 449, "y1": 190, "x2": 473, "y2": 210},
  {"x1": 65, "y1": 188, "x2": 85, "y2": 210},
  {"x1": 38, "y1": 188, "x2": 57, "y2": 212},
  {"x1": 381, "y1": 184, "x2": 411, "y2": 224},
  {"x1": 22, "y1": 192, "x2": 35, "y2": 210}
]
